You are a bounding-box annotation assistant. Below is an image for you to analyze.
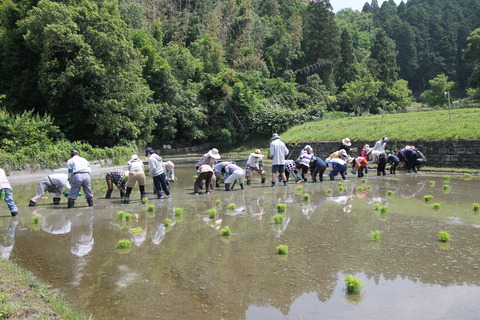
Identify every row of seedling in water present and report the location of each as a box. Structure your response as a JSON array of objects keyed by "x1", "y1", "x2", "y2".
[
  {"x1": 369, "y1": 230, "x2": 452, "y2": 242},
  {"x1": 115, "y1": 207, "x2": 185, "y2": 249}
]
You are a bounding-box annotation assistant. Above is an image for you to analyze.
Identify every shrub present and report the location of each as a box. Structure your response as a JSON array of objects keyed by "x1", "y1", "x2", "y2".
[
  {"x1": 276, "y1": 203, "x2": 286, "y2": 213},
  {"x1": 370, "y1": 230, "x2": 381, "y2": 242},
  {"x1": 344, "y1": 275, "x2": 363, "y2": 294},
  {"x1": 438, "y1": 231, "x2": 451, "y2": 242},
  {"x1": 175, "y1": 208, "x2": 184, "y2": 216},
  {"x1": 424, "y1": 195, "x2": 433, "y2": 202},
  {"x1": 130, "y1": 227, "x2": 143, "y2": 234},
  {"x1": 116, "y1": 239, "x2": 132, "y2": 249},
  {"x1": 379, "y1": 206, "x2": 389, "y2": 214},
  {"x1": 207, "y1": 209, "x2": 217, "y2": 219},
  {"x1": 276, "y1": 245, "x2": 288, "y2": 255},
  {"x1": 220, "y1": 226, "x2": 231, "y2": 236},
  {"x1": 273, "y1": 214, "x2": 285, "y2": 224},
  {"x1": 117, "y1": 211, "x2": 126, "y2": 220}
]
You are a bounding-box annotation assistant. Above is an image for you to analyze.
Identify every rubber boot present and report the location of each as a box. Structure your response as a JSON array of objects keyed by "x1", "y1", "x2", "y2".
[
  {"x1": 240, "y1": 183, "x2": 244, "y2": 190},
  {"x1": 120, "y1": 191, "x2": 125, "y2": 198},
  {"x1": 341, "y1": 172, "x2": 346, "y2": 180},
  {"x1": 329, "y1": 174, "x2": 335, "y2": 181},
  {"x1": 68, "y1": 199, "x2": 75, "y2": 209},
  {"x1": 105, "y1": 189, "x2": 113, "y2": 199},
  {"x1": 87, "y1": 198, "x2": 93, "y2": 207},
  {"x1": 261, "y1": 177, "x2": 266, "y2": 184},
  {"x1": 231, "y1": 181, "x2": 236, "y2": 190},
  {"x1": 246, "y1": 180, "x2": 251, "y2": 185},
  {"x1": 225, "y1": 183, "x2": 231, "y2": 191},
  {"x1": 139, "y1": 185, "x2": 146, "y2": 200},
  {"x1": 53, "y1": 197, "x2": 61, "y2": 205},
  {"x1": 124, "y1": 187, "x2": 132, "y2": 204},
  {"x1": 29, "y1": 200, "x2": 36, "y2": 207}
]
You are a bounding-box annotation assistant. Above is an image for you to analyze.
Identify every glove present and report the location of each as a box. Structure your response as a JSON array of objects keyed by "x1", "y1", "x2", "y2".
[
  {"x1": 78, "y1": 192, "x2": 83, "y2": 196},
  {"x1": 62, "y1": 191, "x2": 69, "y2": 197}
]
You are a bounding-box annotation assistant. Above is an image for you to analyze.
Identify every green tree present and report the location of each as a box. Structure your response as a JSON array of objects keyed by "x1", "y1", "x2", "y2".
[
  {"x1": 367, "y1": 29, "x2": 398, "y2": 86},
  {"x1": 336, "y1": 29, "x2": 358, "y2": 90},
  {"x1": 420, "y1": 74, "x2": 455, "y2": 108},
  {"x1": 339, "y1": 74, "x2": 382, "y2": 115}
]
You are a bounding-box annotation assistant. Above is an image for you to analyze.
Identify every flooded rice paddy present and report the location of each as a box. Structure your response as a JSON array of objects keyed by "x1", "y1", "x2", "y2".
[{"x1": 2, "y1": 166, "x2": 480, "y2": 319}]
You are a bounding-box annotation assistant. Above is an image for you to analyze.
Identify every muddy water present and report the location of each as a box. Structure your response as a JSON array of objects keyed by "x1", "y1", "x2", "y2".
[{"x1": 2, "y1": 167, "x2": 480, "y2": 319}]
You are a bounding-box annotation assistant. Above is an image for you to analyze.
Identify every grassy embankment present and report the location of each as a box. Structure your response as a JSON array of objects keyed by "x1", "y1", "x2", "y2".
[
  {"x1": 280, "y1": 108, "x2": 480, "y2": 143},
  {"x1": 0, "y1": 259, "x2": 89, "y2": 319}
]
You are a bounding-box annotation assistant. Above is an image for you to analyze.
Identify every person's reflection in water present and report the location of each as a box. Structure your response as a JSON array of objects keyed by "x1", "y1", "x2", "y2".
[
  {"x1": 33, "y1": 210, "x2": 71, "y2": 235},
  {"x1": 0, "y1": 216, "x2": 18, "y2": 260},
  {"x1": 151, "y1": 220, "x2": 166, "y2": 247},
  {"x1": 131, "y1": 218, "x2": 147, "y2": 247},
  {"x1": 71, "y1": 212, "x2": 94, "y2": 257}
]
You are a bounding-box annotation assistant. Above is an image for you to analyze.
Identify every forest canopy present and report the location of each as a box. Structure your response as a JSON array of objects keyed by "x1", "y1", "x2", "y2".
[{"x1": 1, "y1": 0, "x2": 480, "y2": 148}]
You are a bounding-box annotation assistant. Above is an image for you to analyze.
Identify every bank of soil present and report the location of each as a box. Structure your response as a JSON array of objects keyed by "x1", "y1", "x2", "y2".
[{"x1": 0, "y1": 259, "x2": 86, "y2": 320}]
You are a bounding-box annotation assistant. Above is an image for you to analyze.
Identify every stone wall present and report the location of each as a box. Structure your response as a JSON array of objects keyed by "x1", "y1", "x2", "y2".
[{"x1": 286, "y1": 140, "x2": 480, "y2": 169}]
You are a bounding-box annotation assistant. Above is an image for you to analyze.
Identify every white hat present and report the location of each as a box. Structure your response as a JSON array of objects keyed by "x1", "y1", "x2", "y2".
[
  {"x1": 208, "y1": 148, "x2": 221, "y2": 159},
  {"x1": 250, "y1": 149, "x2": 263, "y2": 158},
  {"x1": 342, "y1": 138, "x2": 352, "y2": 146},
  {"x1": 271, "y1": 133, "x2": 280, "y2": 140},
  {"x1": 130, "y1": 154, "x2": 139, "y2": 161}
]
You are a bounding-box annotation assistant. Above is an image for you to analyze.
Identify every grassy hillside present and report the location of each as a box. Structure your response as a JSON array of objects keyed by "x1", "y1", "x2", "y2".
[{"x1": 281, "y1": 108, "x2": 480, "y2": 143}]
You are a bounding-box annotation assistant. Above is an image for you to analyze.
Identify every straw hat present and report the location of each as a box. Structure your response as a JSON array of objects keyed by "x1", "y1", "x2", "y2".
[
  {"x1": 251, "y1": 149, "x2": 263, "y2": 158},
  {"x1": 342, "y1": 138, "x2": 352, "y2": 146},
  {"x1": 208, "y1": 148, "x2": 221, "y2": 159}
]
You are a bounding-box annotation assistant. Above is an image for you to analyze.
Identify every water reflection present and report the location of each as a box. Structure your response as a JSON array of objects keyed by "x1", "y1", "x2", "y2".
[
  {"x1": 0, "y1": 217, "x2": 18, "y2": 260},
  {"x1": 4, "y1": 167, "x2": 480, "y2": 319}
]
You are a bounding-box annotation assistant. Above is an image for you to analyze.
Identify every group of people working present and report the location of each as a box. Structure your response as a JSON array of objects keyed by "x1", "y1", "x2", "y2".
[{"x1": 1, "y1": 135, "x2": 427, "y2": 215}]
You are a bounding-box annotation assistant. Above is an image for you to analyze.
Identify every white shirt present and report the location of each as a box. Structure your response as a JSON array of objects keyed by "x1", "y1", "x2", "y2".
[
  {"x1": 67, "y1": 156, "x2": 91, "y2": 179},
  {"x1": 373, "y1": 139, "x2": 386, "y2": 152},
  {"x1": 128, "y1": 158, "x2": 144, "y2": 171},
  {"x1": 0, "y1": 169, "x2": 12, "y2": 189},
  {"x1": 269, "y1": 139, "x2": 289, "y2": 165},
  {"x1": 246, "y1": 155, "x2": 262, "y2": 168},
  {"x1": 49, "y1": 173, "x2": 71, "y2": 191}
]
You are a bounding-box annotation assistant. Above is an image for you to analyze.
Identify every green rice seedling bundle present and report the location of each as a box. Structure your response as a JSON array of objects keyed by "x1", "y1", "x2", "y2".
[
  {"x1": 296, "y1": 185, "x2": 303, "y2": 191},
  {"x1": 433, "y1": 203, "x2": 441, "y2": 209},
  {"x1": 387, "y1": 190, "x2": 394, "y2": 196},
  {"x1": 220, "y1": 226, "x2": 231, "y2": 236},
  {"x1": 374, "y1": 203, "x2": 381, "y2": 211},
  {"x1": 117, "y1": 211, "x2": 126, "y2": 220},
  {"x1": 147, "y1": 205, "x2": 155, "y2": 212},
  {"x1": 276, "y1": 245, "x2": 288, "y2": 255},
  {"x1": 141, "y1": 198, "x2": 148, "y2": 204},
  {"x1": 193, "y1": 175, "x2": 198, "y2": 181},
  {"x1": 443, "y1": 184, "x2": 451, "y2": 190},
  {"x1": 464, "y1": 173, "x2": 473, "y2": 180},
  {"x1": 215, "y1": 199, "x2": 222, "y2": 206},
  {"x1": 326, "y1": 189, "x2": 333, "y2": 194},
  {"x1": 367, "y1": 185, "x2": 371, "y2": 190},
  {"x1": 338, "y1": 185, "x2": 345, "y2": 192},
  {"x1": 370, "y1": 230, "x2": 381, "y2": 242},
  {"x1": 273, "y1": 214, "x2": 285, "y2": 224},
  {"x1": 276, "y1": 203, "x2": 286, "y2": 213},
  {"x1": 344, "y1": 275, "x2": 363, "y2": 294},
  {"x1": 207, "y1": 209, "x2": 217, "y2": 219},
  {"x1": 356, "y1": 186, "x2": 364, "y2": 193},
  {"x1": 164, "y1": 219, "x2": 172, "y2": 227},
  {"x1": 443, "y1": 175, "x2": 450, "y2": 181},
  {"x1": 338, "y1": 182, "x2": 344, "y2": 187},
  {"x1": 424, "y1": 195, "x2": 433, "y2": 202},
  {"x1": 32, "y1": 216, "x2": 40, "y2": 224},
  {"x1": 125, "y1": 213, "x2": 133, "y2": 221},
  {"x1": 130, "y1": 227, "x2": 143, "y2": 234},
  {"x1": 473, "y1": 203, "x2": 480, "y2": 212},
  {"x1": 101, "y1": 188, "x2": 106, "y2": 193},
  {"x1": 428, "y1": 181, "x2": 436, "y2": 187},
  {"x1": 361, "y1": 179, "x2": 367, "y2": 184},
  {"x1": 438, "y1": 231, "x2": 451, "y2": 242},
  {"x1": 116, "y1": 239, "x2": 132, "y2": 249},
  {"x1": 303, "y1": 193, "x2": 311, "y2": 201},
  {"x1": 175, "y1": 208, "x2": 184, "y2": 216},
  {"x1": 379, "y1": 206, "x2": 389, "y2": 214},
  {"x1": 226, "y1": 203, "x2": 236, "y2": 210}
]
